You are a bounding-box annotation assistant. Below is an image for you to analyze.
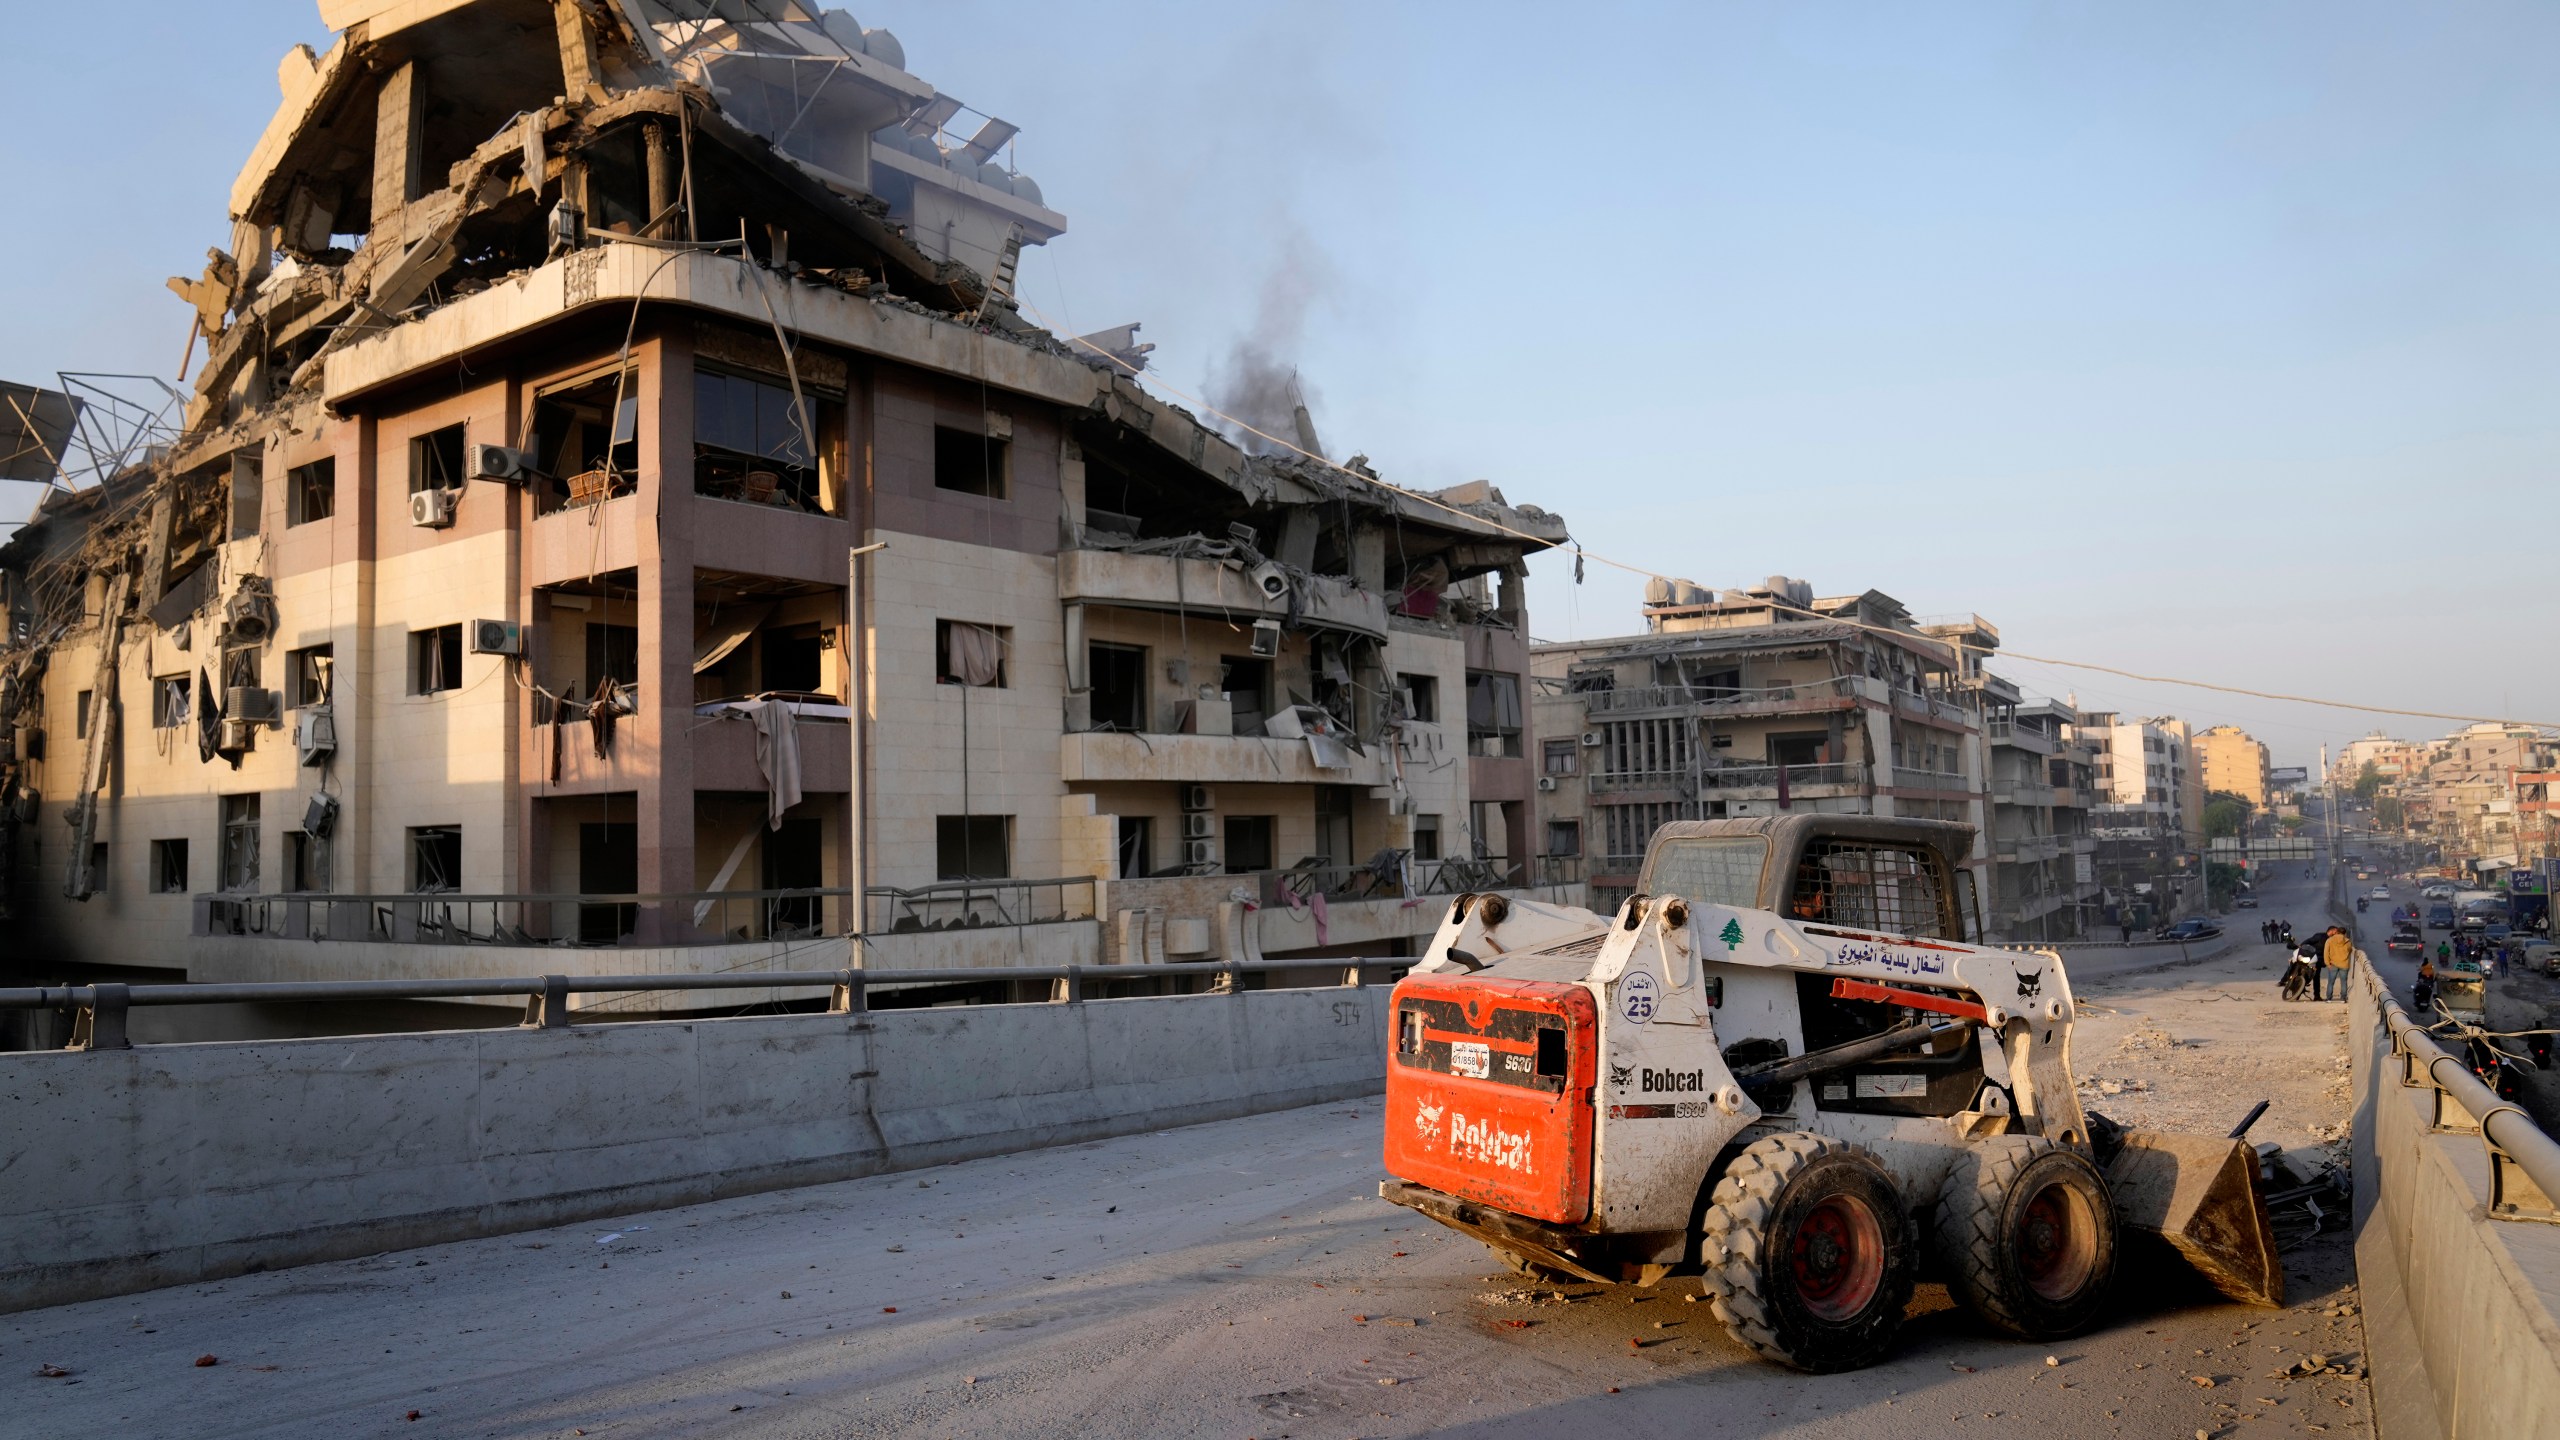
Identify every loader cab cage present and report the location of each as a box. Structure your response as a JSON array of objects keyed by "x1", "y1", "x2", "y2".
[
  {"x1": 1789, "y1": 840, "x2": 1952, "y2": 939},
  {"x1": 1636, "y1": 816, "x2": 1974, "y2": 942}
]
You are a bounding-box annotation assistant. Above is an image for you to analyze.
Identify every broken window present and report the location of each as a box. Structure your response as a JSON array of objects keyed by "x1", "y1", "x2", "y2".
[
  {"x1": 410, "y1": 423, "x2": 466, "y2": 494},
  {"x1": 75, "y1": 689, "x2": 92, "y2": 739},
  {"x1": 289, "y1": 645, "x2": 333, "y2": 708},
  {"x1": 578, "y1": 822, "x2": 638, "y2": 942},
  {"x1": 410, "y1": 825, "x2": 462, "y2": 893},
  {"x1": 1546, "y1": 820, "x2": 1582, "y2": 857},
  {"x1": 151, "y1": 839, "x2": 189, "y2": 894},
  {"x1": 1465, "y1": 671, "x2": 1522, "y2": 758},
  {"x1": 935, "y1": 815, "x2": 1011, "y2": 880},
  {"x1": 1768, "y1": 732, "x2": 1828, "y2": 768},
  {"x1": 762, "y1": 624, "x2": 824, "y2": 694},
  {"x1": 284, "y1": 831, "x2": 324, "y2": 893},
  {"x1": 936, "y1": 620, "x2": 1008, "y2": 687},
  {"x1": 1314, "y1": 787, "x2": 1354, "y2": 865},
  {"x1": 288, "y1": 458, "x2": 336, "y2": 525},
  {"x1": 221, "y1": 646, "x2": 262, "y2": 692},
  {"x1": 1411, "y1": 814, "x2": 1442, "y2": 863},
  {"x1": 1223, "y1": 816, "x2": 1275, "y2": 875},
  {"x1": 584, "y1": 623, "x2": 638, "y2": 694},
  {"x1": 152, "y1": 675, "x2": 192, "y2": 730},
  {"x1": 1397, "y1": 673, "x2": 1439, "y2": 724},
  {"x1": 219, "y1": 794, "x2": 260, "y2": 893},
  {"x1": 934, "y1": 425, "x2": 1007, "y2": 498},
  {"x1": 412, "y1": 624, "x2": 463, "y2": 695},
  {"x1": 695, "y1": 368, "x2": 826, "y2": 511},
  {"x1": 536, "y1": 372, "x2": 639, "y2": 511},
  {"x1": 1220, "y1": 655, "x2": 1271, "y2": 736},
  {"x1": 764, "y1": 817, "x2": 825, "y2": 936},
  {"x1": 1116, "y1": 816, "x2": 1153, "y2": 878},
  {"x1": 1088, "y1": 642, "x2": 1147, "y2": 731}
]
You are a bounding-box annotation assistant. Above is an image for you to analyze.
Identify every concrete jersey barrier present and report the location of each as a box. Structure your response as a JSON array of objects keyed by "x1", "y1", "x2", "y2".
[
  {"x1": 0, "y1": 985, "x2": 1389, "y2": 1313},
  {"x1": 2347, "y1": 956, "x2": 2560, "y2": 1439}
]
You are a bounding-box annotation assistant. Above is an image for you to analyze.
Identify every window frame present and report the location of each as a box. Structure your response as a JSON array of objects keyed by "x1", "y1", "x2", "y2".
[
  {"x1": 1541, "y1": 738, "x2": 1579, "y2": 776},
  {"x1": 409, "y1": 423, "x2": 467, "y2": 495},
  {"x1": 152, "y1": 674, "x2": 192, "y2": 730},
  {"x1": 288, "y1": 645, "x2": 333, "y2": 708},
  {"x1": 151, "y1": 838, "x2": 189, "y2": 894},
  {"x1": 287, "y1": 456, "x2": 336, "y2": 525},
  {"x1": 932, "y1": 424, "x2": 1009, "y2": 499},
  {"x1": 218, "y1": 793, "x2": 261, "y2": 894},
  {"x1": 409, "y1": 824, "x2": 463, "y2": 893},
  {"x1": 412, "y1": 624, "x2": 464, "y2": 696},
  {"x1": 934, "y1": 814, "x2": 1013, "y2": 880},
  {"x1": 935, "y1": 619, "x2": 1011, "y2": 688}
]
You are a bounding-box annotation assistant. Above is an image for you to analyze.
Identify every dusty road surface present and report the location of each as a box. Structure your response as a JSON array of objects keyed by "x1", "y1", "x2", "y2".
[{"x1": 13, "y1": 901, "x2": 2371, "y2": 1438}]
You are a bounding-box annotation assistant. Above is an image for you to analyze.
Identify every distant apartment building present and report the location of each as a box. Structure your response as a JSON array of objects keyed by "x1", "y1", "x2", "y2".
[
  {"x1": 1976, "y1": 697, "x2": 2100, "y2": 942},
  {"x1": 2419, "y1": 723, "x2": 2556, "y2": 873},
  {"x1": 1531, "y1": 578, "x2": 1990, "y2": 924},
  {"x1": 2196, "y1": 725, "x2": 2272, "y2": 807},
  {"x1": 0, "y1": 5, "x2": 1577, "y2": 1012},
  {"x1": 2076, "y1": 711, "x2": 2204, "y2": 926}
]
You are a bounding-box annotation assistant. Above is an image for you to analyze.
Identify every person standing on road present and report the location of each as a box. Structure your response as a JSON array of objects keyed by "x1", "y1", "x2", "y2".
[
  {"x1": 2321, "y1": 926, "x2": 2353, "y2": 1001},
  {"x1": 2119, "y1": 920, "x2": 2132, "y2": 943}
]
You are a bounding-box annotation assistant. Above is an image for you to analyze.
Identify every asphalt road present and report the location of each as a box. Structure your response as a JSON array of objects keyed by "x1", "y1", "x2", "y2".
[
  {"x1": 2344, "y1": 870, "x2": 2560, "y2": 1136},
  {"x1": 11, "y1": 931, "x2": 2375, "y2": 1440}
]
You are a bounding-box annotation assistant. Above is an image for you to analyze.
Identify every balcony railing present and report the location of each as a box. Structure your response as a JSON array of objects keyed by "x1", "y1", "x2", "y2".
[
  {"x1": 1579, "y1": 674, "x2": 1870, "y2": 716},
  {"x1": 1986, "y1": 719, "x2": 2059, "y2": 757},
  {"x1": 1533, "y1": 853, "x2": 1587, "y2": 886},
  {"x1": 195, "y1": 878, "x2": 1098, "y2": 946},
  {"x1": 1891, "y1": 767, "x2": 1973, "y2": 793},
  {"x1": 1264, "y1": 856, "x2": 1525, "y2": 908},
  {"x1": 1596, "y1": 762, "x2": 1869, "y2": 795}
]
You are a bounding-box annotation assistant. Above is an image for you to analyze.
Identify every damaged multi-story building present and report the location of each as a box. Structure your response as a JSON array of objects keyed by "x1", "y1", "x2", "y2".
[{"x1": 0, "y1": 1, "x2": 1574, "y2": 1025}]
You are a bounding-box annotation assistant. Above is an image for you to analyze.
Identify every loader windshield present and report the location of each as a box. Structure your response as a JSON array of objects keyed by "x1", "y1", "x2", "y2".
[{"x1": 1645, "y1": 836, "x2": 1770, "y2": 909}]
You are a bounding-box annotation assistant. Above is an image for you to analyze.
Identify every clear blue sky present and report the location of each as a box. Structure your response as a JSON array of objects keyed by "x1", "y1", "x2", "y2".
[{"x1": 3, "y1": 2, "x2": 2553, "y2": 768}]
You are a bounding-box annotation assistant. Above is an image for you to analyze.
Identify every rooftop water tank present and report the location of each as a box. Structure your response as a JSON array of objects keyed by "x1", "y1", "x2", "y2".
[{"x1": 862, "y1": 27, "x2": 906, "y2": 69}]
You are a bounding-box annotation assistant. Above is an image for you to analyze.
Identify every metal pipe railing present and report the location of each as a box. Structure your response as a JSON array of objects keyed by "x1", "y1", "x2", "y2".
[
  {"x1": 2364, "y1": 959, "x2": 2560, "y2": 1223},
  {"x1": 0, "y1": 957, "x2": 1414, "y2": 1053}
]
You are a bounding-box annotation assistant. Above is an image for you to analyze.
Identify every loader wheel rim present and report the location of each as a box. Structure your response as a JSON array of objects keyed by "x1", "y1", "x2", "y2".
[
  {"x1": 1790, "y1": 1195, "x2": 1885, "y2": 1320},
  {"x1": 2017, "y1": 1179, "x2": 2100, "y2": 1303}
]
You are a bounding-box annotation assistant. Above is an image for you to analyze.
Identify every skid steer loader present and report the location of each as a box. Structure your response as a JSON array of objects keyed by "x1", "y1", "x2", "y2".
[{"x1": 1380, "y1": 816, "x2": 2280, "y2": 1373}]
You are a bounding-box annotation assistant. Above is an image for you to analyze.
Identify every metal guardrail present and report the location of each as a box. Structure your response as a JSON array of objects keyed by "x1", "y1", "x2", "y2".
[
  {"x1": 2365, "y1": 960, "x2": 2560, "y2": 1223},
  {"x1": 0, "y1": 957, "x2": 1413, "y2": 1053}
]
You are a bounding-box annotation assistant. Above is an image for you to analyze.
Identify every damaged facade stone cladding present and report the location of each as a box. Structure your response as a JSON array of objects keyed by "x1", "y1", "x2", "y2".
[{"x1": 0, "y1": 1, "x2": 1571, "y2": 992}]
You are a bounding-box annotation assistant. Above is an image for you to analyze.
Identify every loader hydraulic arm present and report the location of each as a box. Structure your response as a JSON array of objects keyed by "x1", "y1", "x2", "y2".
[{"x1": 1730, "y1": 1019, "x2": 1974, "y2": 1090}]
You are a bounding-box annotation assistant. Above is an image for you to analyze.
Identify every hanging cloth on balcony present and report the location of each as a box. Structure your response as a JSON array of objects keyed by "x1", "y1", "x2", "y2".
[{"x1": 752, "y1": 698, "x2": 803, "y2": 829}]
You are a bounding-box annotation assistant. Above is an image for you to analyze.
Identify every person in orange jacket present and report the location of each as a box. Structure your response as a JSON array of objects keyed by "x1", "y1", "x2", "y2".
[{"x1": 2321, "y1": 925, "x2": 2354, "y2": 1002}]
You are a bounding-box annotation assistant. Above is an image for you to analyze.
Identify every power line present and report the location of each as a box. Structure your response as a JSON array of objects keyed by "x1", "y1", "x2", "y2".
[{"x1": 1014, "y1": 298, "x2": 2556, "y2": 736}]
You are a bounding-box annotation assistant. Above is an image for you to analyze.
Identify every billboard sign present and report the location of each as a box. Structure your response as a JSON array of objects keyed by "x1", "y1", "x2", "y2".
[{"x1": 2269, "y1": 766, "x2": 2309, "y2": 787}]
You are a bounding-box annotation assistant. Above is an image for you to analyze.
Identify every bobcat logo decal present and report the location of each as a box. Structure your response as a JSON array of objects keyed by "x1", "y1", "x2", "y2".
[
  {"x1": 1414, "y1": 1100, "x2": 1445, "y2": 1144},
  {"x1": 1608, "y1": 1063, "x2": 1635, "y2": 1089},
  {"x1": 2014, "y1": 968, "x2": 2044, "y2": 998}
]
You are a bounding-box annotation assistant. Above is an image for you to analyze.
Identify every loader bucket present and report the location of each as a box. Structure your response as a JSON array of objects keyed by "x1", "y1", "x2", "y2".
[{"x1": 2104, "y1": 1131, "x2": 2285, "y2": 1308}]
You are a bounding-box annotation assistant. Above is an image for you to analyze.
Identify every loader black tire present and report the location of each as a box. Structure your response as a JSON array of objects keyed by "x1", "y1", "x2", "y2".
[
  {"x1": 1698, "y1": 1132, "x2": 1916, "y2": 1373},
  {"x1": 1936, "y1": 1135, "x2": 2117, "y2": 1340}
]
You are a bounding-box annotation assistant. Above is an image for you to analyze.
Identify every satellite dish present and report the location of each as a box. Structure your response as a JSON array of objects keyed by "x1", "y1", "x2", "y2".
[{"x1": 0, "y1": 380, "x2": 82, "y2": 484}]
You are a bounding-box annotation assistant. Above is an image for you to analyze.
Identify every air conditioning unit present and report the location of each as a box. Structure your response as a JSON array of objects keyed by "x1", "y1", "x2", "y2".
[
  {"x1": 218, "y1": 716, "x2": 255, "y2": 751},
  {"x1": 295, "y1": 709, "x2": 337, "y2": 765},
  {"x1": 409, "y1": 486, "x2": 459, "y2": 528},
  {"x1": 302, "y1": 789, "x2": 339, "y2": 839},
  {"x1": 471, "y1": 618, "x2": 523, "y2": 655},
  {"x1": 1183, "y1": 839, "x2": 1219, "y2": 866},
  {"x1": 1179, "y1": 784, "x2": 1213, "y2": 812},
  {"x1": 469, "y1": 443, "x2": 534, "y2": 483},
  {"x1": 1537, "y1": 776, "x2": 1559, "y2": 792},
  {"x1": 1182, "y1": 812, "x2": 1215, "y2": 840},
  {"x1": 1580, "y1": 731, "x2": 1603, "y2": 748},
  {"x1": 228, "y1": 687, "x2": 283, "y2": 725},
  {"x1": 1249, "y1": 562, "x2": 1290, "y2": 602},
  {"x1": 1249, "y1": 619, "x2": 1281, "y2": 658}
]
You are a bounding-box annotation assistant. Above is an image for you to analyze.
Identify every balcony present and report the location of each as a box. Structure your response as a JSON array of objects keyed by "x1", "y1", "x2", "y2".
[
  {"x1": 1996, "y1": 834, "x2": 2064, "y2": 863},
  {"x1": 1891, "y1": 767, "x2": 1973, "y2": 793},
  {"x1": 1060, "y1": 729, "x2": 1388, "y2": 786},
  {"x1": 1579, "y1": 673, "x2": 1875, "y2": 718},
  {"x1": 1058, "y1": 547, "x2": 1387, "y2": 640},
  {"x1": 1986, "y1": 719, "x2": 2059, "y2": 757}
]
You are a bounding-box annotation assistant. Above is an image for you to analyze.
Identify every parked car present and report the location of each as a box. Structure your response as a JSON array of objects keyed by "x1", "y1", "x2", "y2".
[
  {"x1": 2156, "y1": 918, "x2": 2224, "y2": 942},
  {"x1": 2388, "y1": 924, "x2": 2424, "y2": 955},
  {"x1": 2235, "y1": 895, "x2": 2259, "y2": 908},
  {"x1": 2523, "y1": 940, "x2": 2560, "y2": 976}
]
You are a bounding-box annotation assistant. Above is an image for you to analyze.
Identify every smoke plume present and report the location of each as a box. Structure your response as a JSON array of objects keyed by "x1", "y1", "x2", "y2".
[{"x1": 1207, "y1": 231, "x2": 1333, "y2": 459}]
